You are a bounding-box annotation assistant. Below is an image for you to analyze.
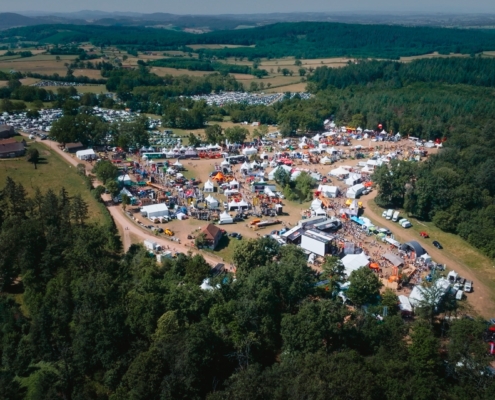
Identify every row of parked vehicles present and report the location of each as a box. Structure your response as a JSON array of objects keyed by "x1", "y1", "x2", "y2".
[{"x1": 382, "y1": 209, "x2": 412, "y2": 228}]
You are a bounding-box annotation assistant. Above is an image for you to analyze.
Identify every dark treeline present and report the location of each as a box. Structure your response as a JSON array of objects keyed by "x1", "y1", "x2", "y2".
[
  {"x1": 25, "y1": 72, "x2": 107, "y2": 84},
  {"x1": 309, "y1": 57, "x2": 495, "y2": 90},
  {"x1": 149, "y1": 58, "x2": 268, "y2": 77},
  {"x1": 1, "y1": 178, "x2": 494, "y2": 399},
  {"x1": 373, "y1": 124, "x2": 495, "y2": 258},
  {"x1": 3, "y1": 22, "x2": 495, "y2": 59}
]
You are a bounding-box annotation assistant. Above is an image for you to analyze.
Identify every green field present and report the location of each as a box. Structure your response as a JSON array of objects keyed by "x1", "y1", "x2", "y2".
[{"x1": 0, "y1": 138, "x2": 106, "y2": 222}]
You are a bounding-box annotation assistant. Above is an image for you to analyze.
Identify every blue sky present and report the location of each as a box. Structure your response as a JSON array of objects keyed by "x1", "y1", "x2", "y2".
[{"x1": 6, "y1": 0, "x2": 495, "y2": 14}]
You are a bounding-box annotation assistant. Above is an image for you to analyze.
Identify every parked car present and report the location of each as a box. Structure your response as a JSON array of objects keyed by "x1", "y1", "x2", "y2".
[
  {"x1": 464, "y1": 280, "x2": 472, "y2": 293},
  {"x1": 229, "y1": 232, "x2": 242, "y2": 240},
  {"x1": 401, "y1": 221, "x2": 412, "y2": 228},
  {"x1": 433, "y1": 240, "x2": 443, "y2": 249}
]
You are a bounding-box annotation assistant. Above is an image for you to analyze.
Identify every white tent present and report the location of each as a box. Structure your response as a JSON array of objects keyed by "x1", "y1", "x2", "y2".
[
  {"x1": 228, "y1": 199, "x2": 249, "y2": 211},
  {"x1": 320, "y1": 156, "x2": 332, "y2": 165},
  {"x1": 268, "y1": 165, "x2": 290, "y2": 180},
  {"x1": 312, "y1": 208, "x2": 327, "y2": 217},
  {"x1": 173, "y1": 161, "x2": 183, "y2": 168},
  {"x1": 205, "y1": 195, "x2": 219, "y2": 208},
  {"x1": 318, "y1": 185, "x2": 339, "y2": 198},
  {"x1": 224, "y1": 189, "x2": 239, "y2": 196},
  {"x1": 341, "y1": 253, "x2": 370, "y2": 277},
  {"x1": 310, "y1": 198, "x2": 323, "y2": 211},
  {"x1": 326, "y1": 146, "x2": 337, "y2": 154},
  {"x1": 204, "y1": 179, "x2": 215, "y2": 192},
  {"x1": 200, "y1": 279, "x2": 214, "y2": 291},
  {"x1": 345, "y1": 173, "x2": 362, "y2": 186},
  {"x1": 329, "y1": 167, "x2": 350, "y2": 177},
  {"x1": 141, "y1": 203, "x2": 169, "y2": 219},
  {"x1": 229, "y1": 179, "x2": 239, "y2": 189},
  {"x1": 118, "y1": 174, "x2": 132, "y2": 185},
  {"x1": 219, "y1": 211, "x2": 234, "y2": 225},
  {"x1": 240, "y1": 161, "x2": 251, "y2": 171},
  {"x1": 250, "y1": 160, "x2": 259, "y2": 169},
  {"x1": 291, "y1": 170, "x2": 302, "y2": 181},
  {"x1": 220, "y1": 160, "x2": 230, "y2": 167},
  {"x1": 76, "y1": 149, "x2": 97, "y2": 160},
  {"x1": 242, "y1": 146, "x2": 257, "y2": 155},
  {"x1": 346, "y1": 183, "x2": 365, "y2": 199}
]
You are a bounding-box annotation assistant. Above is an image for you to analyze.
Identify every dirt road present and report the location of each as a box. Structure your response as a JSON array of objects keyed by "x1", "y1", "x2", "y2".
[
  {"x1": 361, "y1": 192, "x2": 495, "y2": 318},
  {"x1": 25, "y1": 135, "x2": 223, "y2": 268}
]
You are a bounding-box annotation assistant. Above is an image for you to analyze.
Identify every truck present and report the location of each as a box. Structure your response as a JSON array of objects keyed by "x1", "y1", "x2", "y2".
[
  {"x1": 386, "y1": 209, "x2": 394, "y2": 220},
  {"x1": 392, "y1": 211, "x2": 400, "y2": 222}
]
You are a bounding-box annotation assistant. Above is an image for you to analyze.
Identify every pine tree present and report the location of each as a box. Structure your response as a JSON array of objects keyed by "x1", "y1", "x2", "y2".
[{"x1": 71, "y1": 194, "x2": 88, "y2": 225}]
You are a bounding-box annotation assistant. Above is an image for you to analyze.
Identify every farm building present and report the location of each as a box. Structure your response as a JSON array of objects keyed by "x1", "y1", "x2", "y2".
[
  {"x1": 0, "y1": 125, "x2": 15, "y2": 139},
  {"x1": 65, "y1": 142, "x2": 85, "y2": 153},
  {"x1": 202, "y1": 224, "x2": 223, "y2": 250},
  {"x1": 0, "y1": 142, "x2": 26, "y2": 158}
]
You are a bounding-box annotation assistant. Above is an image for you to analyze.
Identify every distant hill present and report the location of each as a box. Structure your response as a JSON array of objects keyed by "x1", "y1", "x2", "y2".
[
  {"x1": 7, "y1": 11, "x2": 495, "y2": 31},
  {"x1": 0, "y1": 12, "x2": 83, "y2": 30}
]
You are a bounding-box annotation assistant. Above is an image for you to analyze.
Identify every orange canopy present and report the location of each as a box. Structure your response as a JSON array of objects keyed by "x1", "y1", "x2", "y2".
[
  {"x1": 213, "y1": 172, "x2": 224, "y2": 180},
  {"x1": 364, "y1": 181, "x2": 373, "y2": 187},
  {"x1": 369, "y1": 263, "x2": 380, "y2": 270}
]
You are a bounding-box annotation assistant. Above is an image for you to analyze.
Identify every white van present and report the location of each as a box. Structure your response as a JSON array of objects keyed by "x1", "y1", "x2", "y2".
[
  {"x1": 392, "y1": 211, "x2": 400, "y2": 222},
  {"x1": 386, "y1": 209, "x2": 394, "y2": 220}
]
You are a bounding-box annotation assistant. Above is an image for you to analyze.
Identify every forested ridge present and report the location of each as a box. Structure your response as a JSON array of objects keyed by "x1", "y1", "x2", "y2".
[
  {"x1": 1, "y1": 178, "x2": 494, "y2": 399},
  {"x1": 2, "y1": 21, "x2": 495, "y2": 59}
]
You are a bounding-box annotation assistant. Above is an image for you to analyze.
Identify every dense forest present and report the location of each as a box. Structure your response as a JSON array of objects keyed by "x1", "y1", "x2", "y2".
[
  {"x1": 309, "y1": 57, "x2": 495, "y2": 90},
  {"x1": 2, "y1": 22, "x2": 495, "y2": 59},
  {"x1": 0, "y1": 178, "x2": 494, "y2": 399}
]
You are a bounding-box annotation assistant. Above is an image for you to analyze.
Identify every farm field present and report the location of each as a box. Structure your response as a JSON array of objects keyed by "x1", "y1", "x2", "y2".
[
  {"x1": 73, "y1": 69, "x2": 104, "y2": 80},
  {"x1": 263, "y1": 81, "x2": 308, "y2": 93},
  {"x1": 0, "y1": 138, "x2": 105, "y2": 222},
  {"x1": 40, "y1": 84, "x2": 108, "y2": 94},
  {"x1": 149, "y1": 66, "x2": 216, "y2": 77}
]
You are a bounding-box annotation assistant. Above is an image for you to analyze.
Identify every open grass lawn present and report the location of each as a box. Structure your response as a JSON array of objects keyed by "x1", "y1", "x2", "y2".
[
  {"x1": 202, "y1": 234, "x2": 237, "y2": 263},
  {"x1": 367, "y1": 201, "x2": 495, "y2": 295},
  {"x1": 0, "y1": 139, "x2": 105, "y2": 223}
]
